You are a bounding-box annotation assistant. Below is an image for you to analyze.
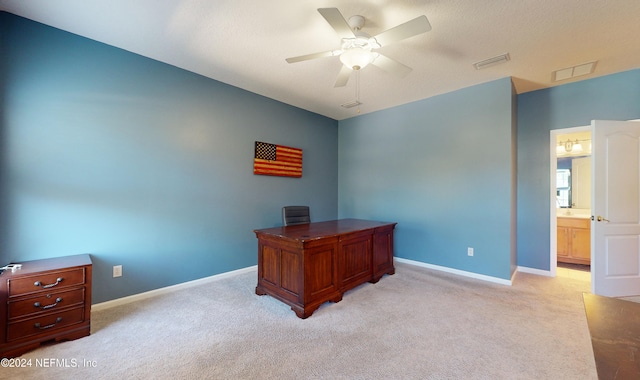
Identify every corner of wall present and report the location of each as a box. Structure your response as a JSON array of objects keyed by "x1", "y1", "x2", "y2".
[{"x1": 510, "y1": 78, "x2": 518, "y2": 276}]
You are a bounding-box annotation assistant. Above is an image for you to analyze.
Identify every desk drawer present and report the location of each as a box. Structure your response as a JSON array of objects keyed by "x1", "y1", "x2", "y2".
[
  {"x1": 8, "y1": 268, "x2": 86, "y2": 297},
  {"x1": 8, "y1": 288, "x2": 85, "y2": 320},
  {"x1": 7, "y1": 307, "x2": 85, "y2": 342}
]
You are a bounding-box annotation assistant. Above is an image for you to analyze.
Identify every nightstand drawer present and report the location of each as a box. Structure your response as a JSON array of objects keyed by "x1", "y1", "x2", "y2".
[
  {"x1": 8, "y1": 288, "x2": 85, "y2": 320},
  {"x1": 7, "y1": 307, "x2": 85, "y2": 342},
  {"x1": 7, "y1": 268, "x2": 86, "y2": 297}
]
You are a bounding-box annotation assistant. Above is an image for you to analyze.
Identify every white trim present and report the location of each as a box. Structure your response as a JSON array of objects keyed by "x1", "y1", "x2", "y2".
[
  {"x1": 550, "y1": 129, "x2": 559, "y2": 278},
  {"x1": 510, "y1": 269, "x2": 518, "y2": 283},
  {"x1": 395, "y1": 257, "x2": 512, "y2": 286},
  {"x1": 92, "y1": 259, "x2": 562, "y2": 312},
  {"x1": 91, "y1": 265, "x2": 257, "y2": 312},
  {"x1": 550, "y1": 125, "x2": 590, "y2": 279},
  {"x1": 517, "y1": 265, "x2": 553, "y2": 277}
]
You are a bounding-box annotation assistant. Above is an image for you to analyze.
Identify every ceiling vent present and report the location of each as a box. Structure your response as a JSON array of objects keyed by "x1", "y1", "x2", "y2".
[
  {"x1": 553, "y1": 61, "x2": 597, "y2": 82},
  {"x1": 341, "y1": 100, "x2": 362, "y2": 108},
  {"x1": 473, "y1": 53, "x2": 510, "y2": 70}
]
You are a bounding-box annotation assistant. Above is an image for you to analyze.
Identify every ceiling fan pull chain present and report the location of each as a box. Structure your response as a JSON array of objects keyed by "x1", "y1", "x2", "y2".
[{"x1": 356, "y1": 69, "x2": 361, "y2": 114}]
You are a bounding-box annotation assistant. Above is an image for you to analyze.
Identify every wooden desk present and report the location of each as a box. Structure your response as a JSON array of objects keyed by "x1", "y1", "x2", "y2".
[
  {"x1": 583, "y1": 293, "x2": 640, "y2": 379},
  {"x1": 254, "y1": 219, "x2": 396, "y2": 318}
]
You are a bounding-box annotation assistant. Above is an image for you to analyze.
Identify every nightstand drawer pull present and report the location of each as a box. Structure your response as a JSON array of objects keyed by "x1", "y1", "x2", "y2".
[
  {"x1": 34, "y1": 297, "x2": 63, "y2": 310},
  {"x1": 34, "y1": 277, "x2": 63, "y2": 289},
  {"x1": 34, "y1": 317, "x2": 62, "y2": 330}
]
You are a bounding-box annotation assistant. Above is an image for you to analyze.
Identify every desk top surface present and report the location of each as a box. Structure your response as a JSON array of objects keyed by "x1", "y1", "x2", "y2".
[
  {"x1": 254, "y1": 218, "x2": 396, "y2": 242},
  {"x1": 583, "y1": 293, "x2": 640, "y2": 379}
]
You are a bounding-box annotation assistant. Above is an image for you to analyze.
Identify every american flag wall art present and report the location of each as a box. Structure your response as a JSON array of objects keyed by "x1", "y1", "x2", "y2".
[{"x1": 253, "y1": 141, "x2": 303, "y2": 178}]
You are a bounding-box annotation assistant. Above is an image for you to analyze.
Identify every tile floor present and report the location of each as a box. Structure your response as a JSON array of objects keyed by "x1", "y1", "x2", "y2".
[
  {"x1": 556, "y1": 266, "x2": 591, "y2": 282},
  {"x1": 555, "y1": 265, "x2": 640, "y2": 303}
]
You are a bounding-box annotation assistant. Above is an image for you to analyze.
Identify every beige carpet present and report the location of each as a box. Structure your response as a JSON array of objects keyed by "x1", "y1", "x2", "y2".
[{"x1": 4, "y1": 263, "x2": 597, "y2": 379}]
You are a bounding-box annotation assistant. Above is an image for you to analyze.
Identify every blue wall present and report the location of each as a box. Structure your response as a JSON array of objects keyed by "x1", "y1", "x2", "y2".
[
  {"x1": 3, "y1": 11, "x2": 638, "y2": 303},
  {"x1": 517, "y1": 69, "x2": 640, "y2": 270},
  {"x1": 338, "y1": 78, "x2": 516, "y2": 280},
  {"x1": 0, "y1": 13, "x2": 339, "y2": 303}
]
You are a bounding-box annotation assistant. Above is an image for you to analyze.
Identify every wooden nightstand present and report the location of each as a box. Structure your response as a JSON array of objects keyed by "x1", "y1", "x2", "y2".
[{"x1": 0, "y1": 254, "x2": 92, "y2": 358}]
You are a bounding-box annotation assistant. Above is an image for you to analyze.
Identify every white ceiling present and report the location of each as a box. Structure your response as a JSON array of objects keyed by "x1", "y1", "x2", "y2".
[{"x1": 1, "y1": 0, "x2": 639, "y2": 120}]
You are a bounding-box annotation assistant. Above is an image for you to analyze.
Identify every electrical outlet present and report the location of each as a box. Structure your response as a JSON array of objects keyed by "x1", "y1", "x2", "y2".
[
  {"x1": 467, "y1": 247, "x2": 474, "y2": 257},
  {"x1": 113, "y1": 265, "x2": 123, "y2": 277}
]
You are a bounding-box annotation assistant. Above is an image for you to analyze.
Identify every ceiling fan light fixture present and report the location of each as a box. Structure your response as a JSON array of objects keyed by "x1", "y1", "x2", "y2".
[
  {"x1": 339, "y1": 36, "x2": 380, "y2": 70},
  {"x1": 340, "y1": 48, "x2": 376, "y2": 70}
]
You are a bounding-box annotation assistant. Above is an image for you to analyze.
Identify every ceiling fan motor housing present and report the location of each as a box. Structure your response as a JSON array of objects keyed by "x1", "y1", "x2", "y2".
[{"x1": 348, "y1": 15, "x2": 365, "y2": 31}]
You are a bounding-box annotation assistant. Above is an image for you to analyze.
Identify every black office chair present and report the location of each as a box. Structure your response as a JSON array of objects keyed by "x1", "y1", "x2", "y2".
[{"x1": 282, "y1": 206, "x2": 310, "y2": 226}]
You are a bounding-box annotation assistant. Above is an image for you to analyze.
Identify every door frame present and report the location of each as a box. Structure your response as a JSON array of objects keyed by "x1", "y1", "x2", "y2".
[{"x1": 549, "y1": 125, "x2": 591, "y2": 278}]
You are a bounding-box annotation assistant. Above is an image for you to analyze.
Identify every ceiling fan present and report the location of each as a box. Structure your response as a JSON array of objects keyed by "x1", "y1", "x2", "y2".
[{"x1": 286, "y1": 8, "x2": 431, "y2": 87}]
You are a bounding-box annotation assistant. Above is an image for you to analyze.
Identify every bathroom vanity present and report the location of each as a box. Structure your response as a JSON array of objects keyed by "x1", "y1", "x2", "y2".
[{"x1": 557, "y1": 215, "x2": 591, "y2": 265}]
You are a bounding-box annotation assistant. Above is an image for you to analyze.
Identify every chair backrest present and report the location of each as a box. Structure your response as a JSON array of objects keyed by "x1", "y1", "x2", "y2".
[{"x1": 282, "y1": 206, "x2": 310, "y2": 226}]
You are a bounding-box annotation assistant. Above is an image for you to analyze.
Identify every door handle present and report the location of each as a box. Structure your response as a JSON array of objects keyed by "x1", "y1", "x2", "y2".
[{"x1": 595, "y1": 215, "x2": 610, "y2": 222}]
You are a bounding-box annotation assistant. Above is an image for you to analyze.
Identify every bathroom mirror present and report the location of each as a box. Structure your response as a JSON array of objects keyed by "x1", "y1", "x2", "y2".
[{"x1": 557, "y1": 156, "x2": 591, "y2": 209}]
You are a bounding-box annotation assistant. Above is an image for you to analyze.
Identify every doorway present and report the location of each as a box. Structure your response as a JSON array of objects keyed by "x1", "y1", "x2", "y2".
[{"x1": 550, "y1": 126, "x2": 591, "y2": 282}]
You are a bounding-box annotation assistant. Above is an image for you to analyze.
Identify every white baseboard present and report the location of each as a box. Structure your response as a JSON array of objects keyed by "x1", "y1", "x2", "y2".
[
  {"x1": 395, "y1": 257, "x2": 512, "y2": 286},
  {"x1": 91, "y1": 265, "x2": 257, "y2": 312},
  {"x1": 93, "y1": 261, "x2": 553, "y2": 311},
  {"x1": 516, "y1": 265, "x2": 554, "y2": 277}
]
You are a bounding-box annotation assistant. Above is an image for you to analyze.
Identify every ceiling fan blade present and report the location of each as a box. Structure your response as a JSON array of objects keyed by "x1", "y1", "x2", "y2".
[
  {"x1": 286, "y1": 50, "x2": 337, "y2": 64},
  {"x1": 371, "y1": 54, "x2": 412, "y2": 78},
  {"x1": 334, "y1": 65, "x2": 352, "y2": 87},
  {"x1": 374, "y1": 15, "x2": 431, "y2": 47},
  {"x1": 318, "y1": 8, "x2": 356, "y2": 39}
]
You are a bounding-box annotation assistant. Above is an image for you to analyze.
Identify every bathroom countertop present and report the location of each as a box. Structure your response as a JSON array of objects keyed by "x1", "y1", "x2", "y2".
[{"x1": 557, "y1": 214, "x2": 591, "y2": 219}]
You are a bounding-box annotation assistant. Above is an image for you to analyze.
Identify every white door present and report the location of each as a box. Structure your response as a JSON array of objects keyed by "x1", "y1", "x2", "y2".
[{"x1": 592, "y1": 120, "x2": 640, "y2": 297}]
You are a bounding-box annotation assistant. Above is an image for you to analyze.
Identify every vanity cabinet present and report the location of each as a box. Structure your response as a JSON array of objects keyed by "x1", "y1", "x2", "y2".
[{"x1": 557, "y1": 217, "x2": 591, "y2": 265}]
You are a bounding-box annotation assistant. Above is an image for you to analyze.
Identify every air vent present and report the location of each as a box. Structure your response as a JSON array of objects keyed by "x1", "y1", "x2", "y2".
[
  {"x1": 553, "y1": 61, "x2": 597, "y2": 82},
  {"x1": 341, "y1": 100, "x2": 362, "y2": 108},
  {"x1": 473, "y1": 53, "x2": 510, "y2": 70}
]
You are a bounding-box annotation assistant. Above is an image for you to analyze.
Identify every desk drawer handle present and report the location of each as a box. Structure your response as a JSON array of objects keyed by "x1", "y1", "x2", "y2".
[
  {"x1": 34, "y1": 317, "x2": 62, "y2": 330},
  {"x1": 34, "y1": 278, "x2": 63, "y2": 289},
  {"x1": 34, "y1": 297, "x2": 63, "y2": 310}
]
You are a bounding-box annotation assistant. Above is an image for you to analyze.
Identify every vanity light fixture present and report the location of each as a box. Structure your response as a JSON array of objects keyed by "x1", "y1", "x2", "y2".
[
  {"x1": 557, "y1": 139, "x2": 588, "y2": 155},
  {"x1": 564, "y1": 140, "x2": 574, "y2": 152},
  {"x1": 563, "y1": 139, "x2": 583, "y2": 153},
  {"x1": 572, "y1": 141, "x2": 583, "y2": 153}
]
